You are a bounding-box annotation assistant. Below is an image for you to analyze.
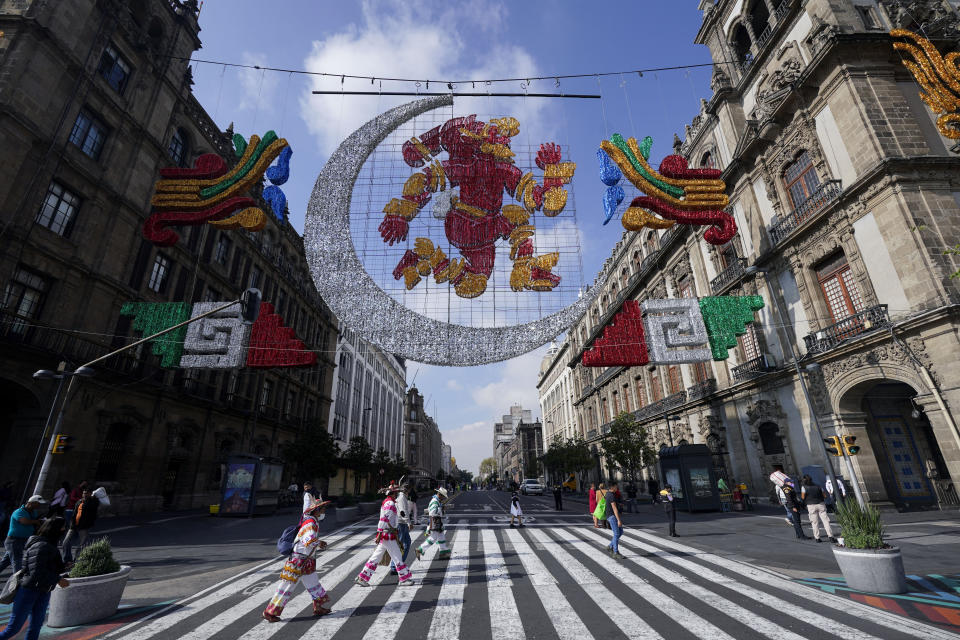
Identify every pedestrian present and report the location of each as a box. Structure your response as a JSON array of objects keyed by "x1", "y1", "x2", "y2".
[
  {"x1": 262, "y1": 496, "x2": 333, "y2": 622},
  {"x1": 781, "y1": 484, "x2": 810, "y2": 540},
  {"x1": 48, "y1": 482, "x2": 69, "y2": 518},
  {"x1": 588, "y1": 483, "x2": 598, "y2": 528},
  {"x1": 0, "y1": 481, "x2": 13, "y2": 530},
  {"x1": 659, "y1": 484, "x2": 678, "y2": 537},
  {"x1": 0, "y1": 495, "x2": 45, "y2": 575},
  {"x1": 625, "y1": 482, "x2": 637, "y2": 513},
  {"x1": 598, "y1": 484, "x2": 610, "y2": 528},
  {"x1": 0, "y1": 517, "x2": 69, "y2": 640},
  {"x1": 647, "y1": 477, "x2": 660, "y2": 505},
  {"x1": 737, "y1": 482, "x2": 753, "y2": 510},
  {"x1": 800, "y1": 475, "x2": 836, "y2": 543},
  {"x1": 509, "y1": 492, "x2": 524, "y2": 527},
  {"x1": 61, "y1": 488, "x2": 99, "y2": 564},
  {"x1": 415, "y1": 487, "x2": 449, "y2": 561},
  {"x1": 356, "y1": 482, "x2": 416, "y2": 587},
  {"x1": 66, "y1": 481, "x2": 85, "y2": 510},
  {"x1": 717, "y1": 477, "x2": 729, "y2": 494},
  {"x1": 408, "y1": 487, "x2": 419, "y2": 525},
  {"x1": 302, "y1": 481, "x2": 320, "y2": 513},
  {"x1": 825, "y1": 475, "x2": 846, "y2": 512},
  {"x1": 553, "y1": 484, "x2": 563, "y2": 511},
  {"x1": 389, "y1": 482, "x2": 413, "y2": 576},
  {"x1": 601, "y1": 481, "x2": 624, "y2": 558}
]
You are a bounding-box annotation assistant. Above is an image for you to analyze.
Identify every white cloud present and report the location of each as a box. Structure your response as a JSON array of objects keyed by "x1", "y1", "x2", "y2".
[
  {"x1": 440, "y1": 420, "x2": 490, "y2": 477},
  {"x1": 470, "y1": 346, "x2": 548, "y2": 423},
  {"x1": 446, "y1": 379, "x2": 463, "y2": 391}
]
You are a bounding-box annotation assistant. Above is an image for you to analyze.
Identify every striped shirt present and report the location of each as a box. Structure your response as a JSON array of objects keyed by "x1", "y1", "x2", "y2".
[{"x1": 377, "y1": 497, "x2": 399, "y2": 539}]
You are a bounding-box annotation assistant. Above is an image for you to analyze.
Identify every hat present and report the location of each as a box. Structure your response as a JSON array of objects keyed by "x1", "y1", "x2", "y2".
[
  {"x1": 27, "y1": 494, "x2": 46, "y2": 504},
  {"x1": 379, "y1": 481, "x2": 402, "y2": 495},
  {"x1": 437, "y1": 487, "x2": 448, "y2": 498},
  {"x1": 303, "y1": 496, "x2": 332, "y2": 514}
]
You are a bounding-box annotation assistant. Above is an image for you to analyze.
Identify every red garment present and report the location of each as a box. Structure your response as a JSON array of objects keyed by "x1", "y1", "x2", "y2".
[
  {"x1": 67, "y1": 487, "x2": 83, "y2": 509},
  {"x1": 588, "y1": 488, "x2": 597, "y2": 512}
]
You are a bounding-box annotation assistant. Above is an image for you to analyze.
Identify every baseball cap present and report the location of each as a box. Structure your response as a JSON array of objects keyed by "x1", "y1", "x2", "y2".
[{"x1": 27, "y1": 494, "x2": 46, "y2": 504}]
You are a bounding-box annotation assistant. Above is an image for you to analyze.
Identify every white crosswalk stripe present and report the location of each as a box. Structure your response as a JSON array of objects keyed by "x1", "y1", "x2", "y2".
[{"x1": 105, "y1": 524, "x2": 954, "y2": 640}]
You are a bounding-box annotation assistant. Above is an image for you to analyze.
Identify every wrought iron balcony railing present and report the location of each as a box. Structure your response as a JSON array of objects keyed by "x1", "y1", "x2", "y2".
[
  {"x1": 631, "y1": 391, "x2": 687, "y2": 423},
  {"x1": 731, "y1": 354, "x2": 774, "y2": 382},
  {"x1": 710, "y1": 260, "x2": 745, "y2": 294},
  {"x1": 769, "y1": 180, "x2": 842, "y2": 245},
  {"x1": 686, "y1": 378, "x2": 717, "y2": 402},
  {"x1": 803, "y1": 304, "x2": 891, "y2": 355}
]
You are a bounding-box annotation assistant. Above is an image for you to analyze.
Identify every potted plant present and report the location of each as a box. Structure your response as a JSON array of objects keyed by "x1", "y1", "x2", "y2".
[
  {"x1": 47, "y1": 538, "x2": 132, "y2": 627},
  {"x1": 358, "y1": 491, "x2": 381, "y2": 515},
  {"x1": 335, "y1": 494, "x2": 360, "y2": 522},
  {"x1": 831, "y1": 499, "x2": 907, "y2": 594}
]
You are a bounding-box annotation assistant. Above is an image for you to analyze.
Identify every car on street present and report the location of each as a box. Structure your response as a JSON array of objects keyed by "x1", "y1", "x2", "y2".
[{"x1": 519, "y1": 479, "x2": 544, "y2": 495}]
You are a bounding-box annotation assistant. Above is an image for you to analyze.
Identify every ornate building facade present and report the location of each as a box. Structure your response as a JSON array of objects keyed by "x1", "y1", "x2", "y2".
[
  {"x1": 538, "y1": 341, "x2": 579, "y2": 445},
  {"x1": 545, "y1": 0, "x2": 960, "y2": 508},
  {"x1": 402, "y1": 386, "x2": 443, "y2": 488},
  {"x1": 0, "y1": 0, "x2": 337, "y2": 512}
]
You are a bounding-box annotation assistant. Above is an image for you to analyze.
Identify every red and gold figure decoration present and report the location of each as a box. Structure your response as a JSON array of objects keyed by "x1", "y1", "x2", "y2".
[
  {"x1": 598, "y1": 134, "x2": 735, "y2": 245},
  {"x1": 891, "y1": 29, "x2": 960, "y2": 139},
  {"x1": 246, "y1": 303, "x2": 318, "y2": 368},
  {"x1": 380, "y1": 115, "x2": 576, "y2": 299},
  {"x1": 143, "y1": 131, "x2": 290, "y2": 247}
]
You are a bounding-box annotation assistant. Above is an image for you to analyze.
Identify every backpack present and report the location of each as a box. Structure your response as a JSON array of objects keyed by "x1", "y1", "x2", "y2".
[{"x1": 277, "y1": 516, "x2": 315, "y2": 556}]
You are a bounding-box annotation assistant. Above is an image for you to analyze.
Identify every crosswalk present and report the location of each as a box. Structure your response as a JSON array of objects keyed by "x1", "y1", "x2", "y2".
[{"x1": 104, "y1": 523, "x2": 958, "y2": 640}]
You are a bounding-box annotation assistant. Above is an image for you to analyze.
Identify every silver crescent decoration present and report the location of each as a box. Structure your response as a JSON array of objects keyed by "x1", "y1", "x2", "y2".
[{"x1": 303, "y1": 96, "x2": 607, "y2": 366}]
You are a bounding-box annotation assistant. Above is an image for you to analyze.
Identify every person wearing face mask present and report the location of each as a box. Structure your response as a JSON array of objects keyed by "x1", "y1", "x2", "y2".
[{"x1": 262, "y1": 496, "x2": 333, "y2": 622}]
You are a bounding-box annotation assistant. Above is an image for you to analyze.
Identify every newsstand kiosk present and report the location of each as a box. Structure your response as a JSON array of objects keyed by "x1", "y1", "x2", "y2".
[
  {"x1": 219, "y1": 454, "x2": 285, "y2": 516},
  {"x1": 657, "y1": 444, "x2": 722, "y2": 512}
]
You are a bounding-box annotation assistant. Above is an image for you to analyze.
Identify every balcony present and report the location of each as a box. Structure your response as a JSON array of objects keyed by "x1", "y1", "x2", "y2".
[
  {"x1": 639, "y1": 251, "x2": 659, "y2": 275},
  {"x1": 710, "y1": 260, "x2": 745, "y2": 294},
  {"x1": 731, "y1": 355, "x2": 774, "y2": 382},
  {"x1": 631, "y1": 391, "x2": 687, "y2": 423},
  {"x1": 257, "y1": 404, "x2": 281, "y2": 421},
  {"x1": 769, "y1": 180, "x2": 842, "y2": 245},
  {"x1": 686, "y1": 378, "x2": 717, "y2": 402},
  {"x1": 586, "y1": 429, "x2": 598, "y2": 441},
  {"x1": 803, "y1": 304, "x2": 891, "y2": 355},
  {"x1": 594, "y1": 366, "x2": 624, "y2": 389}
]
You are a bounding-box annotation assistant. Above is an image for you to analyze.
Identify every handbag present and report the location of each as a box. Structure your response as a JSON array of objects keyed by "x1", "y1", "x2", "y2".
[
  {"x1": 592, "y1": 491, "x2": 607, "y2": 520},
  {"x1": 0, "y1": 569, "x2": 23, "y2": 605}
]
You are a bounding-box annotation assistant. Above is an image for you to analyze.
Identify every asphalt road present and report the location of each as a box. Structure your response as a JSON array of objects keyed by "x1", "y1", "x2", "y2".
[{"x1": 81, "y1": 490, "x2": 958, "y2": 640}]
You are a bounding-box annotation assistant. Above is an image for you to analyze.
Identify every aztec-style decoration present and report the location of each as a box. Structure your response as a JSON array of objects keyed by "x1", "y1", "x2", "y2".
[
  {"x1": 381, "y1": 114, "x2": 575, "y2": 298},
  {"x1": 143, "y1": 131, "x2": 290, "y2": 246},
  {"x1": 891, "y1": 29, "x2": 960, "y2": 139},
  {"x1": 582, "y1": 295, "x2": 763, "y2": 367},
  {"x1": 121, "y1": 300, "x2": 316, "y2": 369},
  {"x1": 598, "y1": 134, "x2": 736, "y2": 245},
  {"x1": 304, "y1": 96, "x2": 609, "y2": 367}
]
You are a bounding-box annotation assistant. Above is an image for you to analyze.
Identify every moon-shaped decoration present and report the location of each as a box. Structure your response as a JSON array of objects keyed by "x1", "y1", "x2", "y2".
[{"x1": 303, "y1": 96, "x2": 607, "y2": 366}]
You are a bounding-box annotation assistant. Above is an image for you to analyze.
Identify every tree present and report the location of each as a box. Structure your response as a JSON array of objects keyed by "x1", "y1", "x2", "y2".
[
  {"x1": 371, "y1": 448, "x2": 393, "y2": 489},
  {"x1": 280, "y1": 426, "x2": 340, "y2": 494},
  {"x1": 457, "y1": 469, "x2": 474, "y2": 485},
  {"x1": 600, "y1": 412, "x2": 657, "y2": 486},
  {"x1": 340, "y1": 436, "x2": 374, "y2": 495},
  {"x1": 478, "y1": 457, "x2": 497, "y2": 479}
]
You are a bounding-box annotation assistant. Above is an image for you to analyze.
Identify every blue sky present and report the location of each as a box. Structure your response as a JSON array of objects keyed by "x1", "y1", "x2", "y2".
[{"x1": 190, "y1": 0, "x2": 712, "y2": 475}]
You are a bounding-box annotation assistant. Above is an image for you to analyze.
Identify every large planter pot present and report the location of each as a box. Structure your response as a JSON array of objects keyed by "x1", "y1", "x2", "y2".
[
  {"x1": 47, "y1": 565, "x2": 132, "y2": 627},
  {"x1": 336, "y1": 506, "x2": 359, "y2": 522},
  {"x1": 358, "y1": 501, "x2": 380, "y2": 515},
  {"x1": 832, "y1": 546, "x2": 907, "y2": 594}
]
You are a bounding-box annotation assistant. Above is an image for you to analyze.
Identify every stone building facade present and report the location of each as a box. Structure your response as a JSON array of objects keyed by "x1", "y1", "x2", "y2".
[
  {"x1": 328, "y1": 325, "x2": 406, "y2": 458},
  {"x1": 0, "y1": 0, "x2": 338, "y2": 512},
  {"x1": 546, "y1": 0, "x2": 960, "y2": 508},
  {"x1": 402, "y1": 386, "x2": 443, "y2": 488},
  {"x1": 538, "y1": 340, "x2": 578, "y2": 444}
]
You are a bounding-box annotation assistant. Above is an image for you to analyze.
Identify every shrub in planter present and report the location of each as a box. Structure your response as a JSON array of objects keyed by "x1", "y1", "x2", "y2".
[
  {"x1": 69, "y1": 538, "x2": 121, "y2": 577},
  {"x1": 831, "y1": 499, "x2": 907, "y2": 594},
  {"x1": 48, "y1": 538, "x2": 132, "y2": 627}
]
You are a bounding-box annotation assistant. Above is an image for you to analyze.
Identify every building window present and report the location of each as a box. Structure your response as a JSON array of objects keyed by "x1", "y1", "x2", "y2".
[
  {"x1": 667, "y1": 366, "x2": 683, "y2": 394},
  {"x1": 168, "y1": 128, "x2": 189, "y2": 167},
  {"x1": 816, "y1": 252, "x2": 864, "y2": 323},
  {"x1": 35, "y1": 181, "x2": 80, "y2": 236},
  {"x1": 260, "y1": 379, "x2": 273, "y2": 408},
  {"x1": 758, "y1": 422, "x2": 785, "y2": 455},
  {"x1": 249, "y1": 265, "x2": 262, "y2": 289},
  {"x1": 3, "y1": 267, "x2": 48, "y2": 333},
  {"x1": 97, "y1": 44, "x2": 131, "y2": 94},
  {"x1": 692, "y1": 361, "x2": 711, "y2": 383},
  {"x1": 204, "y1": 287, "x2": 220, "y2": 302},
  {"x1": 214, "y1": 234, "x2": 231, "y2": 265},
  {"x1": 738, "y1": 323, "x2": 762, "y2": 362},
  {"x1": 717, "y1": 242, "x2": 738, "y2": 270},
  {"x1": 700, "y1": 151, "x2": 715, "y2": 169},
  {"x1": 622, "y1": 384, "x2": 631, "y2": 413},
  {"x1": 856, "y1": 4, "x2": 882, "y2": 29},
  {"x1": 634, "y1": 377, "x2": 646, "y2": 408},
  {"x1": 95, "y1": 423, "x2": 129, "y2": 481},
  {"x1": 69, "y1": 109, "x2": 108, "y2": 159},
  {"x1": 645, "y1": 232, "x2": 658, "y2": 256},
  {"x1": 783, "y1": 151, "x2": 820, "y2": 209},
  {"x1": 650, "y1": 370, "x2": 663, "y2": 402},
  {"x1": 147, "y1": 255, "x2": 170, "y2": 292}
]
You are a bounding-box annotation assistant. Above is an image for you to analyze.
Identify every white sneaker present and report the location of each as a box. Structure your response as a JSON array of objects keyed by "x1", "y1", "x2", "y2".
[
  {"x1": 784, "y1": 517, "x2": 792, "y2": 525},
  {"x1": 398, "y1": 579, "x2": 416, "y2": 587}
]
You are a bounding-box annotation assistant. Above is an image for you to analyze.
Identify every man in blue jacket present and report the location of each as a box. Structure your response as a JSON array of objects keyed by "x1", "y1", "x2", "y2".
[{"x1": 0, "y1": 495, "x2": 45, "y2": 575}]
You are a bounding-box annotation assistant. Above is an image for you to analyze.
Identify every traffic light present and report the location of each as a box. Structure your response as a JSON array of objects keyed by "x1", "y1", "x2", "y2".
[
  {"x1": 843, "y1": 435, "x2": 860, "y2": 456},
  {"x1": 51, "y1": 435, "x2": 73, "y2": 454},
  {"x1": 823, "y1": 436, "x2": 842, "y2": 457}
]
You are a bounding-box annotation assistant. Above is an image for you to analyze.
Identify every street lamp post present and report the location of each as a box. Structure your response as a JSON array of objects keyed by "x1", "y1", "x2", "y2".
[
  {"x1": 744, "y1": 266, "x2": 865, "y2": 507},
  {"x1": 666, "y1": 415, "x2": 681, "y2": 448}
]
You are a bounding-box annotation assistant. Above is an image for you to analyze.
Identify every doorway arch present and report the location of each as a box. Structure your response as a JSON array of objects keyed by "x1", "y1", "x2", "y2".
[{"x1": 0, "y1": 377, "x2": 43, "y2": 493}]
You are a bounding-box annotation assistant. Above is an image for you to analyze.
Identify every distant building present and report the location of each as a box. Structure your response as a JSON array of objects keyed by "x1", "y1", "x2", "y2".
[
  {"x1": 403, "y1": 386, "x2": 442, "y2": 488},
  {"x1": 440, "y1": 443, "x2": 452, "y2": 477},
  {"x1": 538, "y1": 341, "x2": 578, "y2": 446},
  {"x1": 328, "y1": 326, "x2": 405, "y2": 457},
  {"x1": 492, "y1": 404, "x2": 542, "y2": 484}
]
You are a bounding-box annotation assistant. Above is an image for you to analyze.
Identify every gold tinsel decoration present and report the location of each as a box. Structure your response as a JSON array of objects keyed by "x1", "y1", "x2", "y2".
[{"x1": 891, "y1": 28, "x2": 960, "y2": 139}]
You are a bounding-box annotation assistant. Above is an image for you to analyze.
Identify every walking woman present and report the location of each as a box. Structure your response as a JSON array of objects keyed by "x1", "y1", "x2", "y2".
[
  {"x1": 588, "y1": 483, "x2": 598, "y2": 528},
  {"x1": 0, "y1": 517, "x2": 69, "y2": 640},
  {"x1": 509, "y1": 492, "x2": 524, "y2": 527}
]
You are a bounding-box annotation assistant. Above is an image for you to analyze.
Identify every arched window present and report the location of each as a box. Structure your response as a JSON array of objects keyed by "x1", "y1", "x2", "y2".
[
  {"x1": 168, "y1": 128, "x2": 189, "y2": 167},
  {"x1": 700, "y1": 151, "x2": 715, "y2": 169},
  {"x1": 816, "y1": 251, "x2": 865, "y2": 324},
  {"x1": 96, "y1": 423, "x2": 130, "y2": 481},
  {"x1": 731, "y1": 24, "x2": 753, "y2": 64},
  {"x1": 748, "y1": 0, "x2": 771, "y2": 42},
  {"x1": 758, "y1": 422, "x2": 785, "y2": 455},
  {"x1": 783, "y1": 151, "x2": 820, "y2": 209},
  {"x1": 645, "y1": 232, "x2": 658, "y2": 256},
  {"x1": 620, "y1": 268, "x2": 629, "y2": 288}
]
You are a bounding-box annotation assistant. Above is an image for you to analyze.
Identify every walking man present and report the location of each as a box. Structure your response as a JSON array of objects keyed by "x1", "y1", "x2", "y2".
[
  {"x1": 660, "y1": 484, "x2": 678, "y2": 537},
  {"x1": 62, "y1": 488, "x2": 99, "y2": 563},
  {"x1": 801, "y1": 475, "x2": 837, "y2": 543},
  {"x1": 602, "y1": 481, "x2": 624, "y2": 558},
  {"x1": 389, "y1": 482, "x2": 413, "y2": 575},
  {"x1": 302, "y1": 481, "x2": 320, "y2": 513},
  {"x1": 262, "y1": 496, "x2": 333, "y2": 622},
  {"x1": 825, "y1": 475, "x2": 846, "y2": 511},
  {"x1": 647, "y1": 477, "x2": 659, "y2": 505},
  {"x1": 553, "y1": 484, "x2": 563, "y2": 511},
  {"x1": 416, "y1": 487, "x2": 450, "y2": 560},
  {"x1": 356, "y1": 482, "x2": 415, "y2": 587},
  {"x1": 0, "y1": 495, "x2": 45, "y2": 575}
]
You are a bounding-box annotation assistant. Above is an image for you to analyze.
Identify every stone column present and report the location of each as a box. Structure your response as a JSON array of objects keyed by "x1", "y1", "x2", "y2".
[
  {"x1": 838, "y1": 411, "x2": 891, "y2": 503},
  {"x1": 915, "y1": 395, "x2": 960, "y2": 483}
]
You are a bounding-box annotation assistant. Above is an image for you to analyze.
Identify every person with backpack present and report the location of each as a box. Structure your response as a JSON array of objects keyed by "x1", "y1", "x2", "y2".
[
  {"x1": 800, "y1": 475, "x2": 835, "y2": 543},
  {"x1": 0, "y1": 517, "x2": 69, "y2": 640},
  {"x1": 262, "y1": 496, "x2": 333, "y2": 622},
  {"x1": 660, "y1": 484, "x2": 678, "y2": 537},
  {"x1": 415, "y1": 487, "x2": 450, "y2": 560},
  {"x1": 355, "y1": 482, "x2": 416, "y2": 587},
  {"x1": 600, "y1": 481, "x2": 624, "y2": 558}
]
